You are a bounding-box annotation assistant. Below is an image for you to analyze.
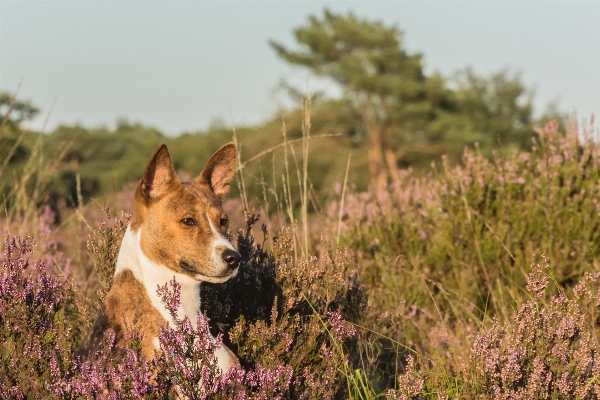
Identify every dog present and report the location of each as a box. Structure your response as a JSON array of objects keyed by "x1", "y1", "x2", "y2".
[{"x1": 77, "y1": 142, "x2": 240, "y2": 373}]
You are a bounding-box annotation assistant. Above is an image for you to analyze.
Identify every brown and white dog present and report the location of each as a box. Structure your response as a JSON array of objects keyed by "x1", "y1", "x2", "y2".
[{"x1": 77, "y1": 143, "x2": 240, "y2": 372}]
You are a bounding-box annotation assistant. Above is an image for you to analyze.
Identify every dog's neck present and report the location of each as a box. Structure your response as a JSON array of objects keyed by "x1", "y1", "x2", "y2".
[{"x1": 115, "y1": 226, "x2": 203, "y2": 327}]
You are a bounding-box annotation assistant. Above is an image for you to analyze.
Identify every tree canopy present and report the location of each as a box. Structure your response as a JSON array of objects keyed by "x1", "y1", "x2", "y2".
[
  {"x1": 0, "y1": 91, "x2": 39, "y2": 127},
  {"x1": 271, "y1": 10, "x2": 536, "y2": 189}
]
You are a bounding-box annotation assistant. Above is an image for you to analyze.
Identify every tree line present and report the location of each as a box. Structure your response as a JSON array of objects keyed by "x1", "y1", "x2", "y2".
[
  {"x1": 271, "y1": 10, "x2": 538, "y2": 191},
  {"x1": 1, "y1": 9, "x2": 550, "y2": 207}
]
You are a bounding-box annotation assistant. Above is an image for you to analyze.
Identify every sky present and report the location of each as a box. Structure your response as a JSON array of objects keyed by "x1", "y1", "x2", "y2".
[{"x1": 1, "y1": 0, "x2": 599, "y2": 135}]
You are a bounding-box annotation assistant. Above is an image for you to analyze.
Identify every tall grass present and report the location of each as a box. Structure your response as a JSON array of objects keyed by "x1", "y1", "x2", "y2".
[{"x1": 0, "y1": 89, "x2": 70, "y2": 236}]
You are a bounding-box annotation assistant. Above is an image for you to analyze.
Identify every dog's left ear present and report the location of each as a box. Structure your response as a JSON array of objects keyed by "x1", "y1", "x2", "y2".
[
  {"x1": 196, "y1": 143, "x2": 237, "y2": 201},
  {"x1": 138, "y1": 144, "x2": 179, "y2": 202}
]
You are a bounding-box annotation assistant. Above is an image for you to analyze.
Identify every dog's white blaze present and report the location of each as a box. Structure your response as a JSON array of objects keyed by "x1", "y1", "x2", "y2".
[
  {"x1": 114, "y1": 226, "x2": 235, "y2": 372},
  {"x1": 206, "y1": 213, "x2": 237, "y2": 273}
]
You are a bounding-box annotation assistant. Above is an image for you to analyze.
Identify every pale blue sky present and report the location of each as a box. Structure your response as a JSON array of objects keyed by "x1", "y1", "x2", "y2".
[{"x1": 1, "y1": 0, "x2": 599, "y2": 135}]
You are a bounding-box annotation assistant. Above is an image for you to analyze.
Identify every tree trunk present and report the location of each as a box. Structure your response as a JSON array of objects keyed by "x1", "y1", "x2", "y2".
[
  {"x1": 381, "y1": 125, "x2": 400, "y2": 183},
  {"x1": 368, "y1": 124, "x2": 388, "y2": 192}
]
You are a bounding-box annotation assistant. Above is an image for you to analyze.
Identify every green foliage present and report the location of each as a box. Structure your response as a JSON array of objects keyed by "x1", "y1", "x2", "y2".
[
  {"x1": 452, "y1": 68, "x2": 534, "y2": 153},
  {"x1": 271, "y1": 9, "x2": 537, "y2": 183},
  {"x1": 0, "y1": 132, "x2": 71, "y2": 231},
  {"x1": 0, "y1": 111, "x2": 370, "y2": 229},
  {"x1": 0, "y1": 90, "x2": 39, "y2": 126},
  {"x1": 338, "y1": 120, "x2": 599, "y2": 317},
  {"x1": 270, "y1": 9, "x2": 429, "y2": 107},
  {"x1": 3, "y1": 112, "x2": 600, "y2": 398},
  {"x1": 0, "y1": 121, "x2": 238, "y2": 210},
  {"x1": 271, "y1": 9, "x2": 455, "y2": 188},
  {"x1": 0, "y1": 72, "x2": 537, "y2": 218},
  {"x1": 330, "y1": 120, "x2": 600, "y2": 395}
]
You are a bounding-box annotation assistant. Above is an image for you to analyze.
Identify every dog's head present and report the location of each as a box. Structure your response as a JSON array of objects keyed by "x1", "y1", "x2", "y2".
[{"x1": 132, "y1": 143, "x2": 240, "y2": 283}]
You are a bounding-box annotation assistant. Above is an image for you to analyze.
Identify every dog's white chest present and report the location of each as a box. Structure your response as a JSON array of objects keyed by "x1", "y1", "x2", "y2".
[
  {"x1": 114, "y1": 226, "x2": 235, "y2": 373},
  {"x1": 115, "y1": 227, "x2": 202, "y2": 326}
]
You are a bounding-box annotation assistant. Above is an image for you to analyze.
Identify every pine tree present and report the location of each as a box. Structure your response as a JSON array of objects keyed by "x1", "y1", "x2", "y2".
[{"x1": 271, "y1": 10, "x2": 454, "y2": 190}]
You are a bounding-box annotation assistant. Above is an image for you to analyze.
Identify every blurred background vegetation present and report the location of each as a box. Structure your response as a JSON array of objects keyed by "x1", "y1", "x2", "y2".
[{"x1": 1, "y1": 10, "x2": 554, "y2": 215}]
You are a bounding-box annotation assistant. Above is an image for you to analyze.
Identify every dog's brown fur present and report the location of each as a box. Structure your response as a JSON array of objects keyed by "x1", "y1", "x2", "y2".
[
  {"x1": 77, "y1": 143, "x2": 239, "y2": 371},
  {"x1": 77, "y1": 269, "x2": 164, "y2": 359}
]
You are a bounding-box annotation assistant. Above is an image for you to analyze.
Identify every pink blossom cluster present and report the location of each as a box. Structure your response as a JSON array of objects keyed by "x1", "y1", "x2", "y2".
[
  {"x1": 156, "y1": 278, "x2": 295, "y2": 399},
  {"x1": 465, "y1": 259, "x2": 600, "y2": 398},
  {"x1": 327, "y1": 311, "x2": 356, "y2": 342},
  {"x1": 0, "y1": 235, "x2": 157, "y2": 398}
]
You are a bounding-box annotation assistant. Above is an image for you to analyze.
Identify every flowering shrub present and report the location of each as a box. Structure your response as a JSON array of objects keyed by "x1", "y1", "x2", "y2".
[
  {"x1": 0, "y1": 210, "x2": 363, "y2": 398},
  {"x1": 4, "y1": 119, "x2": 600, "y2": 397},
  {"x1": 384, "y1": 256, "x2": 600, "y2": 399},
  {"x1": 462, "y1": 256, "x2": 600, "y2": 398},
  {"x1": 0, "y1": 235, "x2": 159, "y2": 399},
  {"x1": 154, "y1": 278, "x2": 241, "y2": 399},
  {"x1": 55, "y1": 330, "x2": 156, "y2": 399},
  {"x1": 155, "y1": 277, "x2": 298, "y2": 399},
  {"x1": 203, "y1": 213, "x2": 366, "y2": 398},
  {"x1": 0, "y1": 236, "x2": 79, "y2": 398},
  {"x1": 333, "y1": 120, "x2": 600, "y2": 308},
  {"x1": 326, "y1": 120, "x2": 600, "y2": 393},
  {"x1": 384, "y1": 356, "x2": 423, "y2": 400}
]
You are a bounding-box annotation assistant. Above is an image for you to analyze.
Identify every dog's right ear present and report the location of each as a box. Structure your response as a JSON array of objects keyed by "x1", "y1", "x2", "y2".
[
  {"x1": 137, "y1": 144, "x2": 178, "y2": 202},
  {"x1": 196, "y1": 143, "x2": 237, "y2": 201}
]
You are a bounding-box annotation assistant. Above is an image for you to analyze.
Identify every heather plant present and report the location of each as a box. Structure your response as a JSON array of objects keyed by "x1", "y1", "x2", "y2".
[
  {"x1": 154, "y1": 278, "x2": 236, "y2": 399},
  {"x1": 460, "y1": 256, "x2": 600, "y2": 398},
  {"x1": 0, "y1": 226, "x2": 287, "y2": 399},
  {"x1": 331, "y1": 119, "x2": 600, "y2": 319},
  {"x1": 384, "y1": 356, "x2": 424, "y2": 400},
  {"x1": 86, "y1": 209, "x2": 132, "y2": 300},
  {"x1": 154, "y1": 277, "x2": 295, "y2": 400},
  {"x1": 56, "y1": 329, "x2": 157, "y2": 399},
  {"x1": 324, "y1": 118, "x2": 600, "y2": 394},
  {"x1": 381, "y1": 121, "x2": 597, "y2": 281},
  {"x1": 0, "y1": 233, "x2": 163, "y2": 399},
  {"x1": 203, "y1": 212, "x2": 367, "y2": 398},
  {"x1": 7, "y1": 108, "x2": 600, "y2": 399},
  {"x1": 0, "y1": 236, "x2": 81, "y2": 398},
  {"x1": 0, "y1": 202, "x2": 367, "y2": 398},
  {"x1": 383, "y1": 257, "x2": 600, "y2": 399}
]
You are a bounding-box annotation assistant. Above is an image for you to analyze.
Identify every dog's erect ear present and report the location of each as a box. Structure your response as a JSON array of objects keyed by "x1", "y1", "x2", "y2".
[
  {"x1": 196, "y1": 143, "x2": 236, "y2": 201},
  {"x1": 138, "y1": 144, "x2": 178, "y2": 201}
]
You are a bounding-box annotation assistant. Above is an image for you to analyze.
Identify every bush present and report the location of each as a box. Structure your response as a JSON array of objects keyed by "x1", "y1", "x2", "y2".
[
  {"x1": 0, "y1": 236, "x2": 80, "y2": 398},
  {"x1": 462, "y1": 257, "x2": 600, "y2": 398},
  {"x1": 0, "y1": 211, "x2": 365, "y2": 398},
  {"x1": 329, "y1": 119, "x2": 600, "y2": 395},
  {"x1": 0, "y1": 235, "x2": 158, "y2": 399},
  {"x1": 203, "y1": 212, "x2": 367, "y2": 398}
]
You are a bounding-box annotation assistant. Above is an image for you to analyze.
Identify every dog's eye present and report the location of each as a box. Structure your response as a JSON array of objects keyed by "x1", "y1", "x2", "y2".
[
  {"x1": 180, "y1": 218, "x2": 196, "y2": 226},
  {"x1": 220, "y1": 217, "x2": 228, "y2": 227}
]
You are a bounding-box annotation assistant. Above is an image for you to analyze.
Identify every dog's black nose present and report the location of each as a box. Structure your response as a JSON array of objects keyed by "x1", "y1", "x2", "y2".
[{"x1": 222, "y1": 249, "x2": 241, "y2": 269}]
